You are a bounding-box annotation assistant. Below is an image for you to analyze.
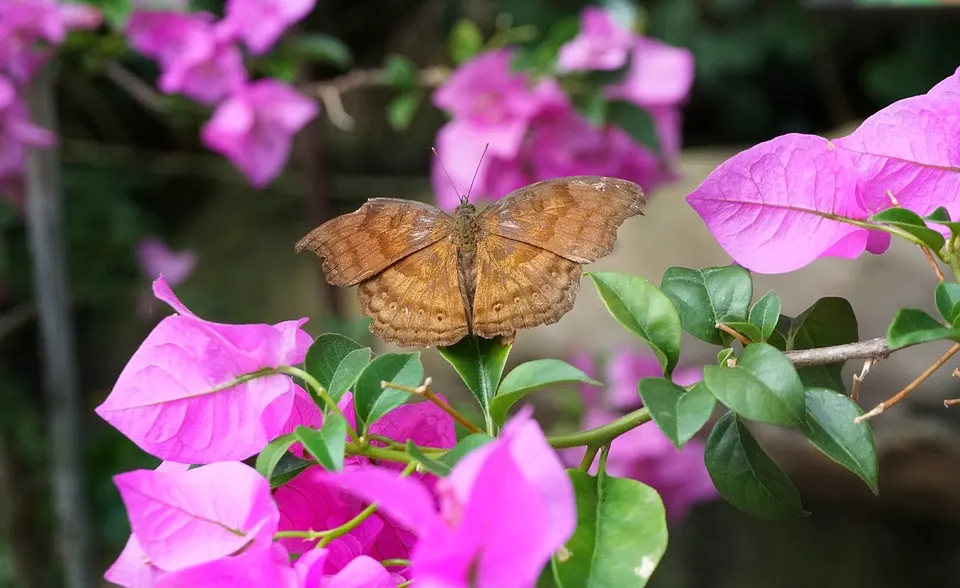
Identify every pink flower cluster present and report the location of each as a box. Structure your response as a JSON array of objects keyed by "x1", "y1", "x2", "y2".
[
  {"x1": 0, "y1": 0, "x2": 100, "y2": 182},
  {"x1": 567, "y1": 350, "x2": 718, "y2": 521},
  {"x1": 98, "y1": 277, "x2": 576, "y2": 587},
  {"x1": 431, "y1": 6, "x2": 693, "y2": 210},
  {"x1": 126, "y1": 0, "x2": 319, "y2": 187},
  {"x1": 688, "y1": 65, "x2": 960, "y2": 274}
]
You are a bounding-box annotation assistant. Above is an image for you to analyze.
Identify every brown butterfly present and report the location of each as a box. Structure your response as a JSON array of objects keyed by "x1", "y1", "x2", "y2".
[{"x1": 295, "y1": 175, "x2": 645, "y2": 348}]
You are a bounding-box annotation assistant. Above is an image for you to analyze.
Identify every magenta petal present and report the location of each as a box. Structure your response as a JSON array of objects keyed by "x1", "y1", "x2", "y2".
[
  {"x1": 275, "y1": 385, "x2": 323, "y2": 459},
  {"x1": 317, "y1": 466, "x2": 441, "y2": 537},
  {"x1": 928, "y1": 66, "x2": 960, "y2": 99},
  {"x1": 151, "y1": 276, "x2": 193, "y2": 316},
  {"x1": 293, "y1": 548, "x2": 328, "y2": 586},
  {"x1": 272, "y1": 317, "x2": 313, "y2": 365},
  {"x1": 686, "y1": 133, "x2": 867, "y2": 274},
  {"x1": 155, "y1": 546, "x2": 298, "y2": 588},
  {"x1": 834, "y1": 94, "x2": 960, "y2": 218},
  {"x1": 326, "y1": 555, "x2": 395, "y2": 588},
  {"x1": 274, "y1": 465, "x2": 368, "y2": 554},
  {"x1": 114, "y1": 462, "x2": 278, "y2": 572},
  {"x1": 104, "y1": 534, "x2": 166, "y2": 588}
]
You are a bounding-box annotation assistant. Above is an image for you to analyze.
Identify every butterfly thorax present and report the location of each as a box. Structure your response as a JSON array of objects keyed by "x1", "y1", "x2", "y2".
[{"x1": 453, "y1": 202, "x2": 480, "y2": 331}]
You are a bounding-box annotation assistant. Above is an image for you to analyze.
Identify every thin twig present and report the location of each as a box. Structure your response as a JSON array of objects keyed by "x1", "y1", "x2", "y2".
[
  {"x1": 382, "y1": 377, "x2": 483, "y2": 434},
  {"x1": 716, "y1": 323, "x2": 751, "y2": 345},
  {"x1": 103, "y1": 62, "x2": 167, "y2": 115},
  {"x1": 850, "y1": 357, "x2": 876, "y2": 403},
  {"x1": 305, "y1": 66, "x2": 451, "y2": 130},
  {"x1": 856, "y1": 342, "x2": 960, "y2": 423},
  {"x1": 921, "y1": 246, "x2": 946, "y2": 282}
]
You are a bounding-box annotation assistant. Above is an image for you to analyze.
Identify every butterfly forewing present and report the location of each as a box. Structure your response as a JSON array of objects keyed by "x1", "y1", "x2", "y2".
[
  {"x1": 357, "y1": 235, "x2": 469, "y2": 348},
  {"x1": 476, "y1": 176, "x2": 645, "y2": 264},
  {"x1": 295, "y1": 198, "x2": 454, "y2": 287},
  {"x1": 471, "y1": 234, "x2": 582, "y2": 338}
]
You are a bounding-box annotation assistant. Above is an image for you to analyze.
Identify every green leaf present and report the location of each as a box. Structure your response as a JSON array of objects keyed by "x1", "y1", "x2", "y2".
[
  {"x1": 886, "y1": 308, "x2": 960, "y2": 349},
  {"x1": 294, "y1": 413, "x2": 347, "y2": 472},
  {"x1": 704, "y1": 412, "x2": 808, "y2": 521},
  {"x1": 717, "y1": 318, "x2": 763, "y2": 344},
  {"x1": 749, "y1": 291, "x2": 782, "y2": 342},
  {"x1": 94, "y1": 0, "x2": 133, "y2": 29},
  {"x1": 283, "y1": 34, "x2": 353, "y2": 69},
  {"x1": 551, "y1": 470, "x2": 667, "y2": 587},
  {"x1": 352, "y1": 352, "x2": 423, "y2": 432},
  {"x1": 607, "y1": 100, "x2": 661, "y2": 154},
  {"x1": 438, "y1": 335, "x2": 512, "y2": 418},
  {"x1": 702, "y1": 342, "x2": 805, "y2": 427},
  {"x1": 587, "y1": 272, "x2": 683, "y2": 376},
  {"x1": 870, "y1": 207, "x2": 946, "y2": 251},
  {"x1": 574, "y1": 91, "x2": 608, "y2": 127},
  {"x1": 778, "y1": 297, "x2": 859, "y2": 392},
  {"x1": 255, "y1": 433, "x2": 298, "y2": 482},
  {"x1": 935, "y1": 282, "x2": 960, "y2": 323},
  {"x1": 384, "y1": 53, "x2": 418, "y2": 88},
  {"x1": 437, "y1": 433, "x2": 495, "y2": 469},
  {"x1": 925, "y1": 206, "x2": 960, "y2": 234},
  {"x1": 386, "y1": 90, "x2": 423, "y2": 132},
  {"x1": 638, "y1": 379, "x2": 716, "y2": 449},
  {"x1": 304, "y1": 333, "x2": 364, "y2": 391},
  {"x1": 717, "y1": 348, "x2": 734, "y2": 365},
  {"x1": 510, "y1": 16, "x2": 580, "y2": 75},
  {"x1": 267, "y1": 452, "x2": 312, "y2": 489},
  {"x1": 801, "y1": 388, "x2": 878, "y2": 494},
  {"x1": 327, "y1": 347, "x2": 372, "y2": 402},
  {"x1": 448, "y1": 18, "x2": 484, "y2": 64},
  {"x1": 406, "y1": 441, "x2": 452, "y2": 477},
  {"x1": 660, "y1": 265, "x2": 753, "y2": 346},
  {"x1": 490, "y1": 359, "x2": 600, "y2": 425}
]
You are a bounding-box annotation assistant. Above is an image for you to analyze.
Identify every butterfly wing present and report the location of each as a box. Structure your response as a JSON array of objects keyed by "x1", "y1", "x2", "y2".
[
  {"x1": 476, "y1": 176, "x2": 645, "y2": 264},
  {"x1": 295, "y1": 198, "x2": 454, "y2": 287},
  {"x1": 357, "y1": 235, "x2": 469, "y2": 348},
  {"x1": 471, "y1": 234, "x2": 583, "y2": 338}
]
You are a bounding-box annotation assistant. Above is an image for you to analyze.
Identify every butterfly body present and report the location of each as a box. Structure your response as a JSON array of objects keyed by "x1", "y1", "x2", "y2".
[{"x1": 295, "y1": 176, "x2": 645, "y2": 348}]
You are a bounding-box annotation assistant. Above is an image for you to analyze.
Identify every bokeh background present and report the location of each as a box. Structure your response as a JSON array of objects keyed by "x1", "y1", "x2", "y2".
[{"x1": 3, "y1": 0, "x2": 960, "y2": 586}]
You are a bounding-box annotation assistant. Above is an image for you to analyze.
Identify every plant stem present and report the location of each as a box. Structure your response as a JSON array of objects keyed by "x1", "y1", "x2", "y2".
[
  {"x1": 382, "y1": 378, "x2": 482, "y2": 434},
  {"x1": 578, "y1": 445, "x2": 600, "y2": 472},
  {"x1": 781, "y1": 337, "x2": 894, "y2": 368},
  {"x1": 716, "y1": 322, "x2": 751, "y2": 345},
  {"x1": 381, "y1": 559, "x2": 411, "y2": 568},
  {"x1": 317, "y1": 503, "x2": 379, "y2": 548},
  {"x1": 921, "y1": 246, "x2": 947, "y2": 282},
  {"x1": 549, "y1": 408, "x2": 651, "y2": 449},
  {"x1": 346, "y1": 443, "x2": 412, "y2": 464}
]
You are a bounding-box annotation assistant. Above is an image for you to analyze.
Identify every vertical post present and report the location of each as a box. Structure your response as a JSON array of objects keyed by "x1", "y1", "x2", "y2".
[{"x1": 23, "y1": 64, "x2": 92, "y2": 588}]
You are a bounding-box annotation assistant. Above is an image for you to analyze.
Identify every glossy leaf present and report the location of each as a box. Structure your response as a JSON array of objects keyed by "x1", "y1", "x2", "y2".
[
  {"x1": 777, "y1": 297, "x2": 858, "y2": 392},
  {"x1": 717, "y1": 348, "x2": 735, "y2": 366},
  {"x1": 935, "y1": 282, "x2": 960, "y2": 324},
  {"x1": 437, "y1": 433, "x2": 494, "y2": 469},
  {"x1": 749, "y1": 291, "x2": 782, "y2": 342},
  {"x1": 304, "y1": 334, "x2": 363, "y2": 392},
  {"x1": 801, "y1": 388, "x2": 878, "y2": 494},
  {"x1": 607, "y1": 100, "x2": 661, "y2": 155},
  {"x1": 438, "y1": 335, "x2": 512, "y2": 417},
  {"x1": 255, "y1": 433, "x2": 297, "y2": 482},
  {"x1": 638, "y1": 379, "x2": 716, "y2": 449},
  {"x1": 925, "y1": 206, "x2": 960, "y2": 234},
  {"x1": 352, "y1": 353, "x2": 423, "y2": 432},
  {"x1": 587, "y1": 272, "x2": 683, "y2": 376},
  {"x1": 386, "y1": 90, "x2": 423, "y2": 132},
  {"x1": 551, "y1": 470, "x2": 667, "y2": 587},
  {"x1": 327, "y1": 347, "x2": 372, "y2": 402},
  {"x1": 294, "y1": 413, "x2": 347, "y2": 472},
  {"x1": 886, "y1": 308, "x2": 960, "y2": 349},
  {"x1": 268, "y1": 453, "x2": 311, "y2": 489},
  {"x1": 702, "y1": 342, "x2": 805, "y2": 427},
  {"x1": 717, "y1": 318, "x2": 763, "y2": 344},
  {"x1": 660, "y1": 265, "x2": 753, "y2": 346},
  {"x1": 491, "y1": 359, "x2": 600, "y2": 425},
  {"x1": 869, "y1": 207, "x2": 945, "y2": 251},
  {"x1": 405, "y1": 441, "x2": 452, "y2": 477},
  {"x1": 705, "y1": 412, "x2": 808, "y2": 521}
]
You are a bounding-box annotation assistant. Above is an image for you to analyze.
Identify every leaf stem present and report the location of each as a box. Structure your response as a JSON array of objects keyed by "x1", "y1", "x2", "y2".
[
  {"x1": 273, "y1": 365, "x2": 360, "y2": 445},
  {"x1": 578, "y1": 445, "x2": 600, "y2": 472},
  {"x1": 345, "y1": 443, "x2": 411, "y2": 463},
  {"x1": 921, "y1": 246, "x2": 946, "y2": 282},
  {"x1": 381, "y1": 559, "x2": 411, "y2": 568},
  {"x1": 317, "y1": 503, "x2": 378, "y2": 548},
  {"x1": 716, "y1": 322, "x2": 752, "y2": 345},
  {"x1": 856, "y1": 342, "x2": 960, "y2": 423},
  {"x1": 549, "y1": 408, "x2": 651, "y2": 449}
]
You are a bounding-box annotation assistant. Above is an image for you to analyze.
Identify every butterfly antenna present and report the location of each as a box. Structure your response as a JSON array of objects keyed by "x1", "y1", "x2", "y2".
[
  {"x1": 465, "y1": 143, "x2": 490, "y2": 204},
  {"x1": 432, "y1": 147, "x2": 465, "y2": 204}
]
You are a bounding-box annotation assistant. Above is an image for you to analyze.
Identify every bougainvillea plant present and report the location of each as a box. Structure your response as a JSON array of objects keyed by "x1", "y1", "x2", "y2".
[{"x1": 7, "y1": 0, "x2": 960, "y2": 586}]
